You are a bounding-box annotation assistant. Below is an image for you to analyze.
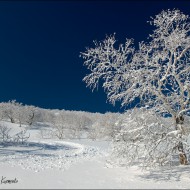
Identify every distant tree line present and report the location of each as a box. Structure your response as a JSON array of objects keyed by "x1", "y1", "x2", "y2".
[{"x1": 0, "y1": 100, "x2": 121, "y2": 142}]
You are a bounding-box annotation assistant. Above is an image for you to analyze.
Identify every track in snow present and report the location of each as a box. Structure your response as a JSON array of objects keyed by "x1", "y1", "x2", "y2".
[{"x1": 0, "y1": 140, "x2": 105, "y2": 172}]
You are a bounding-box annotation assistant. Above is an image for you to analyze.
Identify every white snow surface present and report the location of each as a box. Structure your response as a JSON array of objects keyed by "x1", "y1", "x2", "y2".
[{"x1": 0, "y1": 121, "x2": 190, "y2": 189}]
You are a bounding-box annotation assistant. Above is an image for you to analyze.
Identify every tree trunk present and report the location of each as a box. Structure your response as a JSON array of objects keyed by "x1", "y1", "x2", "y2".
[
  {"x1": 28, "y1": 112, "x2": 35, "y2": 125},
  {"x1": 175, "y1": 115, "x2": 188, "y2": 165},
  {"x1": 10, "y1": 117, "x2": 15, "y2": 123}
]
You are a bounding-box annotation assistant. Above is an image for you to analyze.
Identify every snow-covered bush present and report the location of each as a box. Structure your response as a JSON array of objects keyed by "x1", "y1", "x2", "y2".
[
  {"x1": 40, "y1": 128, "x2": 54, "y2": 139},
  {"x1": 52, "y1": 111, "x2": 75, "y2": 139},
  {"x1": 51, "y1": 111, "x2": 91, "y2": 139},
  {"x1": 87, "y1": 112, "x2": 120, "y2": 140},
  {"x1": 0, "y1": 124, "x2": 12, "y2": 144},
  {"x1": 88, "y1": 122, "x2": 103, "y2": 140},
  {"x1": 0, "y1": 123, "x2": 30, "y2": 145},
  {"x1": 110, "y1": 108, "x2": 190, "y2": 167},
  {"x1": 13, "y1": 129, "x2": 30, "y2": 144}
]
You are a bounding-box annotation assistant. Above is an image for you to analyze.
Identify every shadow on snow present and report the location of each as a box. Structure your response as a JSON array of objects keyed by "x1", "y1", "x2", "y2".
[
  {"x1": 0, "y1": 141, "x2": 77, "y2": 157},
  {"x1": 138, "y1": 165, "x2": 190, "y2": 182}
]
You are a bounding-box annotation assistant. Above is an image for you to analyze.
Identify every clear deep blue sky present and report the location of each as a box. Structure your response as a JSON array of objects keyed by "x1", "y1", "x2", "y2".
[{"x1": 0, "y1": 0, "x2": 189, "y2": 113}]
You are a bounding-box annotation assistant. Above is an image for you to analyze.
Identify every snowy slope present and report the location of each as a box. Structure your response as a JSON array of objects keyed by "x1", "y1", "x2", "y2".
[{"x1": 0, "y1": 121, "x2": 190, "y2": 189}]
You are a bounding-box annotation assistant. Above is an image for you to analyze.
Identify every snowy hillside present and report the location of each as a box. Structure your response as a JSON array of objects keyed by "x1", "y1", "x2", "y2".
[{"x1": 0, "y1": 121, "x2": 190, "y2": 189}]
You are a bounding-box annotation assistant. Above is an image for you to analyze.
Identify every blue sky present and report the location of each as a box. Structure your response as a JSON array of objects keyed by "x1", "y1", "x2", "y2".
[{"x1": 0, "y1": 1, "x2": 189, "y2": 113}]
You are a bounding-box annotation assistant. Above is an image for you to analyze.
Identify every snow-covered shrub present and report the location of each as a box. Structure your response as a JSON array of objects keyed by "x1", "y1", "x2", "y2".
[
  {"x1": 40, "y1": 128, "x2": 54, "y2": 139},
  {"x1": 87, "y1": 124, "x2": 103, "y2": 140},
  {"x1": 13, "y1": 129, "x2": 30, "y2": 144},
  {"x1": 0, "y1": 124, "x2": 12, "y2": 143},
  {"x1": 52, "y1": 112, "x2": 75, "y2": 139},
  {"x1": 52, "y1": 111, "x2": 94, "y2": 139},
  {"x1": 0, "y1": 123, "x2": 30, "y2": 145},
  {"x1": 110, "y1": 108, "x2": 190, "y2": 167},
  {"x1": 87, "y1": 112, "x2": 120, "y2": 140}
]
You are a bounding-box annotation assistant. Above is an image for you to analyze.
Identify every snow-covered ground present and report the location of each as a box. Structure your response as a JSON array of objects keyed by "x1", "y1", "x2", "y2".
[{"x1": 0, "y1": 121, "x2": 190, "y2": 189}]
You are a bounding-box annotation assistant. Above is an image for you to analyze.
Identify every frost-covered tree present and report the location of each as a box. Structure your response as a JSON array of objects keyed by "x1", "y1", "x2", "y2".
[
  {"x1": 71, "y1": 114, "x2": 91, "y2": 139},
  {"x1": 22, "y1": 105, "x2": 36, "y2": 126},
  {"x1": 81, "y1": 9, "x2": 190, "y2": 165},
  {"x1": 16, "y1": 105, "x2": 36, "y2": 127},
  {"x1": 52, "y1": 111, "x2": 76, "y2": 139},
  {"x1": 0, "y1": 100, "x2": 37, "y2": 127},
  {"x1": 0, "y1": 100, "x2": 21, "y2": 123}
]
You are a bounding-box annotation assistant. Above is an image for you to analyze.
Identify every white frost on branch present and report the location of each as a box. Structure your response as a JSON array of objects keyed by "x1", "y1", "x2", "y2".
[
  {"x1": 81, "y1": 9, "x2": 190, "y2": 166},
  {"x1": 110, "y1": 108, "x2": 190, "y2": 167},
  {"x1": 81, "y1": 9, "x2": 190, "y2": 119}
]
